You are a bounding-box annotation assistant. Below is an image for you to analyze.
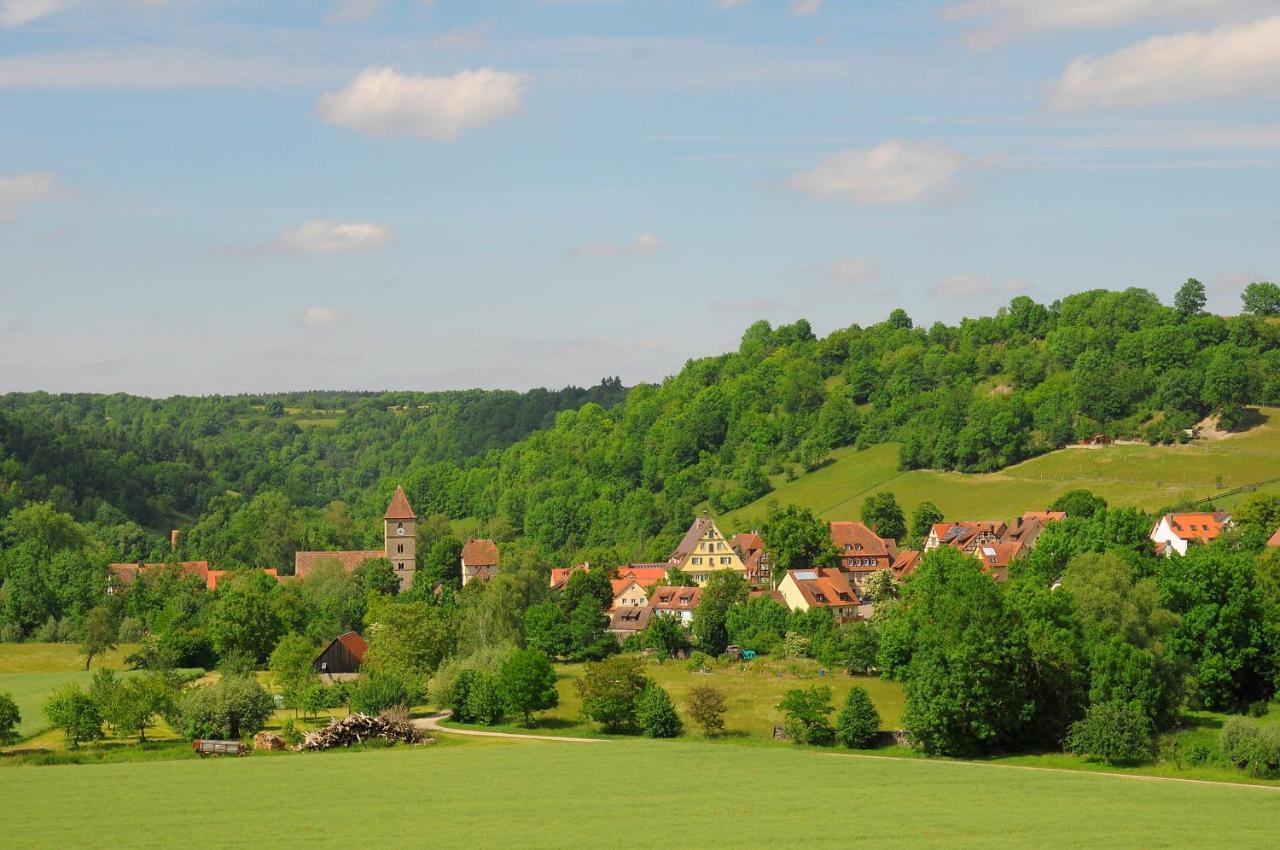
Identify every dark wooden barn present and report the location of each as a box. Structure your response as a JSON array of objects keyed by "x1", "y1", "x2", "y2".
[{"x1": 313, "y1": 631, "x2": 367, "y2": 676}]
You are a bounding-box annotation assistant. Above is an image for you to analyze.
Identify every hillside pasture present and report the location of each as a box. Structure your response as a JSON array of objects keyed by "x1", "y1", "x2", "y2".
[
  {"x1": 724, "y1": 406, "x2": 1280, "y2": 528},
  {"x1": 4, "y1": 737, "x2": 1279, "y2": 849},
  {"x1": 0, "y1": 644, "x2": 143, "y2": 739}
]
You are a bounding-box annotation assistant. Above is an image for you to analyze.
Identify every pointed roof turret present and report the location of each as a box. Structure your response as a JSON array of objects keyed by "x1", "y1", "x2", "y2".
[{"x1": 384, "y1": 485, "x2": 416, "y2": 520}]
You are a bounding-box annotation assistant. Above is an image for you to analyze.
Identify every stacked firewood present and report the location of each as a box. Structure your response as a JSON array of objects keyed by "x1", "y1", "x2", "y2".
[{"x1": 299, "y1": 713, "x2": 423, "y2": 751}]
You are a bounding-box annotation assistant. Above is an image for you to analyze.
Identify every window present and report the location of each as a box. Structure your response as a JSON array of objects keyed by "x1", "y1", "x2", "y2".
[
  {"x1": 397, "y1": 543, "x2": 404, "y2": 555},
  {"x1": 720, "y1": 556, "x2": 730, "y2": 565},
  {"x1": 692, "y1": 556, "x2": 702, "y2": 565}
]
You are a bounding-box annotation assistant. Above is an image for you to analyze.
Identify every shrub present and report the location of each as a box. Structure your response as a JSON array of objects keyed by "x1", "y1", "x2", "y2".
[
  {"x1": 836, "y1": 686, "x2": 881, "y2": 749},
  {"x1": 0, "y1": 623, "x2": 23, "y2": 643},
  {"x1": 0, "y1": 691, "x2": 21, "y2": 746},
  {"x1": 445, "y1": 668, "x2": 480, "y2": 723},
  {"x1": 464, "y1": 671, "x2": 505, "y2": 726},
  {"x1": 636, "y1": 684, "x2": 683, "y2": 738},
  {"x1": 117, "y1": 617, "x2": 145, "y2": 643},
  {"x1": 778, "y1": 685, "x2": 835, "y2": 746},
  {"x1": 279, "y1": 719, "x2": 304, "y2": 747},
  {"x1": 349, "y1": 670, "x2": 421, "y2": 717},
  {"x1": 1184, "y1": 741, "x2": 1213, "y2": 766},
  {"x1": 645, "y1": 614, "x2": 691, "y2": 659},
  {"x1": 1221, "y1": 716, "x2": 1280, "y2": 778},
  {"x1": 1065, "y1": 701, "x2": 1156, "y2": 765},
  {"x1": 687, "y1": 685, "x2": 727, "y2": 737},
  {"x1": 782, "y1": 632, "x2": 812, "y2": 660},
  {"x1": 685, "y1": 651, "x2": 713, "y2": 673},
  {"x1": 43, "y1": 684, "x2": 103, "y2": 748},
  {"x1": 169, "y1": 675, "x2": 274, "y2": 740},
  {"x1": 498, "y1": 649, "x2": 559, "y2": 725},
  {"x1": 577, "y1": 656, "x2": 649, "y2": 733}
]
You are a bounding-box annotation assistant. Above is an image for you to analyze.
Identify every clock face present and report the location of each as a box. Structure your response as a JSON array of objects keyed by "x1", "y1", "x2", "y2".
[{"x1": 397, "y1": 526, "x2": 405, "y2": 536}]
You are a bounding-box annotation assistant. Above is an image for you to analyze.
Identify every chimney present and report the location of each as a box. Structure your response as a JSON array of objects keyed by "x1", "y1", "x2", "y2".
[{"x1": 170, "y1": 529, "x2": 180, "y2": 551}]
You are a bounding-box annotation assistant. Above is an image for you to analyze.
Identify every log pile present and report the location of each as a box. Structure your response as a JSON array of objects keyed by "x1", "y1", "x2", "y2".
[
  {"x1": 253, "y1": 732, "x2": 286, "y2": 751},
  {"x1": 300, "y1": 713, "x2": 423, "y2": 751}
]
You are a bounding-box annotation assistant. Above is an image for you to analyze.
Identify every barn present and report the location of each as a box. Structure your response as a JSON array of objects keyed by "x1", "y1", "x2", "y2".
[{"x1": 313, "y1": 631, "x2": 367, "y2": 677}]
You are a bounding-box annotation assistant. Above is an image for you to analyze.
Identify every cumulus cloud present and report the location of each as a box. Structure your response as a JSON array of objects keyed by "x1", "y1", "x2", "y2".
[
  {"x1": 319, "y1": 67, "x2": 525, "y2": 140},
  {"x1": 299, "y1": 306, "x2": 349, "y2": 330},
  {"x1": 943, "y1": 0, "x2": 1268, "y2": 49},
  {"x1": 813, "y1": 256, "x2": 881, "y2": 286},
  {"x1": 271, "y1": 220, "x2": 395, "y2": 255},
  {"x1": 788, "y1": 141, "x2": 972, "y2": 204},
  {"x1": 789, "y1": 0, "x2": 823, "y2": 16},
  {"x1": 1048, "y1": 16, "x2": 1280, "y2": 110},
  {"x1": 931, "y1": 273, "x2": 991, "y2": 297},
  {"x1": 0, "y1": 0, "x2": 71, "y2": 28},
  {"x1": 571, "y1": 233, "x2": 664, "y2": 258},
  {"x1": 0, "y1": 172, "x2": 69, "y2": 221}
]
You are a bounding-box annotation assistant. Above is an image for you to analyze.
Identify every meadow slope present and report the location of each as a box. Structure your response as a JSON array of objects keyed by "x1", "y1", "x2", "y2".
[{"x1": 724, "y1": 406, "x2": 1280, "y2": 528}]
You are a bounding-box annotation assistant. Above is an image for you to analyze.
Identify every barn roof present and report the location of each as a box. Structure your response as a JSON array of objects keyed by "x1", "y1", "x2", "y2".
[{"x1": 335, "y1": 631, "x2": 367, "y2": 662}]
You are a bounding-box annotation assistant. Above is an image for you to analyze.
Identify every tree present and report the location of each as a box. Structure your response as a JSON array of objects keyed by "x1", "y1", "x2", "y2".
[
  {"x1": 691, "y1": 570, "x2": 749, "y2": 656},
  {"x1": 761, "y1": 504, "x2": 838, "y2": 573},
  {"x1": 170, "y1": 675, "x2": 274, "y2": 740},
  {"x1": 1202, "y1": 346, "x2": 1249, "y2": 427},
  {"x1": 499, "y1": 649, "x2": 559, "y2": 725},
  {"x1": 636, "y1": 684, "x2": 683, "y2": 738},
  {"x1": 0, "y1": 691, "x2": 20, "y2": 746},
  {"x1": 1174, "y1": 278, "x2": 1207, "y2": 317},
  {"x1": 663, "y1": 564, "x2": 697, "y2": 587},
  {"x1": 1049, "y1": 490, "x2": 1107, "y2": 520},
  {"x1": 465, "y1": 670, "x2": 505, "y2": 726},
  {"x1": 687, "y1": 685, "x2": 727, "y2": 737},
  {"x1": 836, "y1": 686, "x2": 881, "y2": 749},
  {"x1": 43, "y1": 684, "x2": 103, "y2": 748},
  {"x1": 80, "y1": 605, "x2": 116, "y2": 670},
  {"x1": 269, "y1": 634, "x2": 317, "y2": 711},
  {"x1": 644, "y1": 613, "x2": 691, "y2": 659},
  {"x1": 523, "y1": 602, "x2": 570, "y2": 659},
  {"x1": 354, "y1": 557, "x2": 401, "y2": 596},
  {"x1": 861, "y1": 570, "x2": 901, "y2": 605},
  {"x1": 363, "y1": 600, "x2": 456, "y2": 680},
  {"x1": 1065, "y1": 701, "x2": 1155, "y2": 765},
  {"x1": 909, "y1": 501, "x2": 943, "y2": 547},
  {"x1": 566, "y1": 603, "x2": 615, "y2": 662},
  {"x1": 1241, "y1": 281, "x2": 1280, "y2": 316},
  {"x1": 861, "y1": 492, "x2": 907, "y2": 542},
  {"x1": 576, "y1": 656, "x2": 649, "y2": 733},
  {"x1": 106, "y1": 674, "x2": 173, "y2": 743},
  {"x1": 777, "y1": 685, "x2": 834, "y2": 745},
  {"x1": 206, "y1": 572, "x2": 284, "y2": 664}
]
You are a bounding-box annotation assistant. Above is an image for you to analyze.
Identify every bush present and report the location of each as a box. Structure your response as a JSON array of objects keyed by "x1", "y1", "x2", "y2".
[
  {"x1": 636, "y1": 684, "x2": 683, "y2": 738},
  {"x1": 644, "y1": 614, "x2": 691, "y2": 659},
  {"x1": 169, "y1": 675, "x2": 274, "y2": 740},
  {"x1": 279, "y1": 719, "x2": 304, "y2": 747},
  {"x1": 0, "y1": 691, "x2": 21, "y2": 746},
  {"x1": 498, "y1": 649, "x2": 558, "y2": 725},
  {"x1": 685, "y1": 652, "x2": 712, "y2": 673},
  {"x1": 577, "y1": 656, "x2": 650, "y2": 733},
  {"x1": 778, "y1": 685, "x2": 835, "y2": 746},
  {"x1": 445, "y1": 668, "x2": 480, "y2": 723},
  {"x1": 428, "y1": 645, "x2": 514, "y2": 715},
  {"x1": 464, "y1": 671, "x2": 505, "y2": 726},
  {"x1": 1184, "y1": 741, "x2": 1213, "y2": 766},
  {"x1": 1221, "y1": 716, "x2": 1280, "y2": 778},
  {"x1": 43, "y1": 684, "x2": 103, "y2": 748},
  {"x1": 687, "y1": 685, "x2": 727, "y2": 737},
  {"x1": 1065, "y1": 701, "x2": 1156, "y2": 765},
  {"x1": 349, "y1": 670, "x2": 421, "y2": 716},
  {"x1": 0, "y1": 623, "x2": 23, "y2": 643},
  {"x1": 836, "y1": 686, "x2": 881, "y2": 749},
  {"x1": 781, "y1": 632, "x2": 812, "y2": 660},
  {"x1": 117, "y1": 617, "x2": 145, "y2": 643}
]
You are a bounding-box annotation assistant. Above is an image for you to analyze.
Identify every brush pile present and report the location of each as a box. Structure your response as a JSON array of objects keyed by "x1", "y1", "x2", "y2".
[{"x1": 300, "y1": 713, "x2": 423, "y2": 751}]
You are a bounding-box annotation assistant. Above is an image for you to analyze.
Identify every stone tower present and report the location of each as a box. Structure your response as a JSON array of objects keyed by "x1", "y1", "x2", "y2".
[{"x1": 384, "y1": 485, "x2": 417, "y2": 592}]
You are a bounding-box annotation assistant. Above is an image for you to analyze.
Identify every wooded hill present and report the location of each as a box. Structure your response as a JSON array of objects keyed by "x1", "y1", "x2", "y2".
[{"x1": 3, "y1": 285, "x2": 1280, "y2": 570}]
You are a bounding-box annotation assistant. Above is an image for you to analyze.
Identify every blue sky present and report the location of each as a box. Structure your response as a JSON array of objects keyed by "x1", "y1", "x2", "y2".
[{"x1": 2, "y1": 0, "x2": 1278, "y2": 395}]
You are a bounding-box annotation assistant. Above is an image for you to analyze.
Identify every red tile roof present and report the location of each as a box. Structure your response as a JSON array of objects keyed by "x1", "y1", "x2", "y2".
[
  {"x1": 1159, "y1": 512, "x2": 1232, "y2": 543},
  {"x1": 975, "y1": 542, "x2": 1024, "y2": 578},
  {"x1": 336, "y1": 631, "x2": 368, "y2": 662},
  {"x1": 892, "y1": 550, "x2": 921, "y2": 577},
  {"x1": 669, "y1": 516, "x2": 716, "y2": 562},
  {"x1": 294, "y1": 550, "x2": 383, "y2": 579},
  {"x1": 649, "y1": 585, "x2": 703, "y2": 611},
  {"x1": 617, "y1": 566, "x2": 666, "y2": 587},
  {"x1": 110, "y1": 561, "x2": 210, "y2": 586},
  {"x1": 461, "y1": 538, "x2": 499, "y2": 568},
  {"x1": 384, "y1": 485, "x2": 416, "y2": 520},
  {"x1": 783, "y1": 567, "x2": 861, "y2": 610},
  {"x1": 1019, "y1": 511, "x2": 1067, "y2": 523},
  {"x1": 1268, "y1": 526, "x2": 1280, "y2": 548}
]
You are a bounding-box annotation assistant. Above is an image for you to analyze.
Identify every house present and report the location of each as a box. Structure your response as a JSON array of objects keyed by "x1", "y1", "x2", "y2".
[
  {"x1": 461, "y1": 538, "x2": 500, "y2": 587},
  {"x1": 607, "y1": 606, "x2": 654, "y2": 643},
  {"x1": 924, "y1": 521, "x2": 1007, "y2": 553},
  {"x1": 891, "y1": 550, "x2": 921, "y2": 579},
  {"x1": 776, "y1": 568, "x2": 863, "y2": 623},
  {"x1": 829, "y1": 521, "x2": 898, "y2": 582},
  {"x1": 1150, "y1": 512, "x2": 1233, "y2": 556},
  {"x1": 549, "y1": 563, "x2": 667, "y2": 591},
  {"x1": 649, "y1": 585, "x2": 703, "y2": 624},
  {"x1": 1268, "y1": 526, "x2": 1280, "y2": 548},
  {"x1": 730, "y1": 532, "x2": 772, "y2": 587},
  {"x1": 108, "y1": 561, "x2": 284, "y2": 593},
  {"x1": 668, "y1": 516, "x2": 746, "y2": 584},
  {"x1": 974, "y1": 542, "x2": 1025, "y2": 582},
  {"x1": 294, "y1": 485, "x2": 418, "y2": 591},
  {"x1": 611, "y1": 576, "x2": 649, "y2": 609},
  {"x1": 313, "y1": 631, "x2": 367, "y2": 679},
  {"x1": 1000, "y1": 511, "x2": 1066, "y2": 549}
]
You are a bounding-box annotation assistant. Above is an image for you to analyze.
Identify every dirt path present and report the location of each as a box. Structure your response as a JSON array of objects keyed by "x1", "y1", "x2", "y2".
[{"x1": 412, "y1": 711, "x2": 603, "y2": 743}]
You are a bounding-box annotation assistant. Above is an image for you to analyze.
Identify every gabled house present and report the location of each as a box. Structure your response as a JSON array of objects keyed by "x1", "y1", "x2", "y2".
[
  {"x1": 649, "y1": 585, "x2": 703, "y2": 624},
  {"x1": 461, "y1": 538, "x2": 500, "y2": 587},
  {"x1": 730, "y1": 532, "x2": 771, "y2": 587},
  {"x1": 777, "y1": 568, "x2": 863, "y2": 623},
  {"x1": 611, "y1": 576, "x2": 649, "y2": 609},
  {"x1": 891, "y1": 550, "x2": 921, "y2": 579},
  {"x1": 925, "y1": 521, "x2": 1007, "y2": 553},
  {"x1": 668, "y1": 516, "x2": 745, "y2": 584},
  {"x1": 1000, "y1": 511, "x2": 1066, "y2": 549},
  {"x1": 549, "y1": 563, "x2": 667, "y2": 591},
  {"x1": 829, "y1": 521, "x2": 898, "y2": 581},
  {"x1": 607, "y1": 606, "x2": 654, "y2": 642},
  {"x1": 1150, "y1": 512, "x2": 1233, "y2": 557},
  {"x1": 974, "y1": 542, "x2": 1024, "y2": 582}
]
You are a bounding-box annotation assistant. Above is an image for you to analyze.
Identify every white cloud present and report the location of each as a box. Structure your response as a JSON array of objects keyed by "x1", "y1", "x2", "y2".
[
  {"x1": 943, "y1": 0, "x2": 1268, "y2": 49},
  {"x1": 789, "y1": 0, "x2": 823, "y2": 16},
  {"x1": 1049, "y1": 16, "x2": 1280, "y2": 110},
  {"x1": 788, "y1": 141, "x2": 971, "y2": 204},
  {"x1": 319, "y1": 67, "x2": 525, "y2": 141},
  {"x1": 571, "y1": 233, "x2": 664, "y2": 258},
  {"x1": 818, "y1": 256, "x2": 882, "y2": 286},
  {"x1": 300, "y1": 306, "x2": 349, "y2": 330},
  {"x1": 271, "y1": 220, "x2": 395, "y2": 255},
  {"x1": 931, "y1": 273, "x2": 991, "y2": 297},
  {"x1": 0, "y1": 172, "x2": 68, "y2": 221},
  {"x1": 0, "y1": 0, "x2": 70, "y2": 28},
  {"x1": 433, "y1": 19, "x2": 495, "y2": 50}
]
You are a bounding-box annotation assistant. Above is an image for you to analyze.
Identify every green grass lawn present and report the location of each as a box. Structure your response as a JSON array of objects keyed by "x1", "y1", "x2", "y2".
[
  {"x1": 0, "y1": 644, "x2": 143, "y2": 739},
  {"x1": 3, "y1": 737, "x2": 1278, "y2": 849},
  {"x1": 724, "y1": 406, "x2": 1280, "y2": 529}
]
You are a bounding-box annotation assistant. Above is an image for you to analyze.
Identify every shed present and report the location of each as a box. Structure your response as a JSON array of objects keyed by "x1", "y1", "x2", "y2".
[{"x1": 313, "y1": 631, "x2": 367, "y2": 676}]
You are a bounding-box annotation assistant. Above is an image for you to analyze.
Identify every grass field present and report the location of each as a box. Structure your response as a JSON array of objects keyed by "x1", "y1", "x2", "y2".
[
  {"x1": 3, "y1": 738, "x2": 1278, "y2": 849},
  {"x1": 723, "y1": 406, "x2": 1280, "y2": 529},
  {"x1": 0, "y1": 644, "x2": 142, "y2": 738}
]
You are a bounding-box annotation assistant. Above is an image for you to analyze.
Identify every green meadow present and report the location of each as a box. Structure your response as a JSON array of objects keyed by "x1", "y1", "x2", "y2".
[
  {"x1": 724, "y1": 406, "x2": 1280, "y2": 529},
  {"x1": 0, "y1": 644, "x2": 141, "y2": 738},
  {"x1": 3, "y1": 737, "x2": 1278, "y2": 849}
]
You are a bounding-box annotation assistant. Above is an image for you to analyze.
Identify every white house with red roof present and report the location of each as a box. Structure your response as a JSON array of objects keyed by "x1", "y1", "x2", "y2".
[
  {"x1": 777, "y1": 568, "x2": 863, "y2": 623},
  {"x1": 1149, "y1": 512, "x2": 1233, "y2": 557}
]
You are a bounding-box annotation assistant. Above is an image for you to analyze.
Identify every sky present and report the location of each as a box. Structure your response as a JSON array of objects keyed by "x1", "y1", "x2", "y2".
[{"x1": 1, "y1": 0, "x2": 1278, "y2": 396}]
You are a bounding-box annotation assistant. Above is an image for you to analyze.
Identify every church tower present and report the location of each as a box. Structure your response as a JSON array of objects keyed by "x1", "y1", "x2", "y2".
[{"x1": 384, "y1": 485, "x2": 417, "y2": 592}]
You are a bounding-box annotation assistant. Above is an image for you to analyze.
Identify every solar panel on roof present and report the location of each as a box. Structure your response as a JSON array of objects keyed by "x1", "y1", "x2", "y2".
[
  {"x1": 794, "y1": 570, "x2": 818, "y2": 580},
  {"x1": 983, "y1": 547, "x2": 997, "y2": 556}
]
